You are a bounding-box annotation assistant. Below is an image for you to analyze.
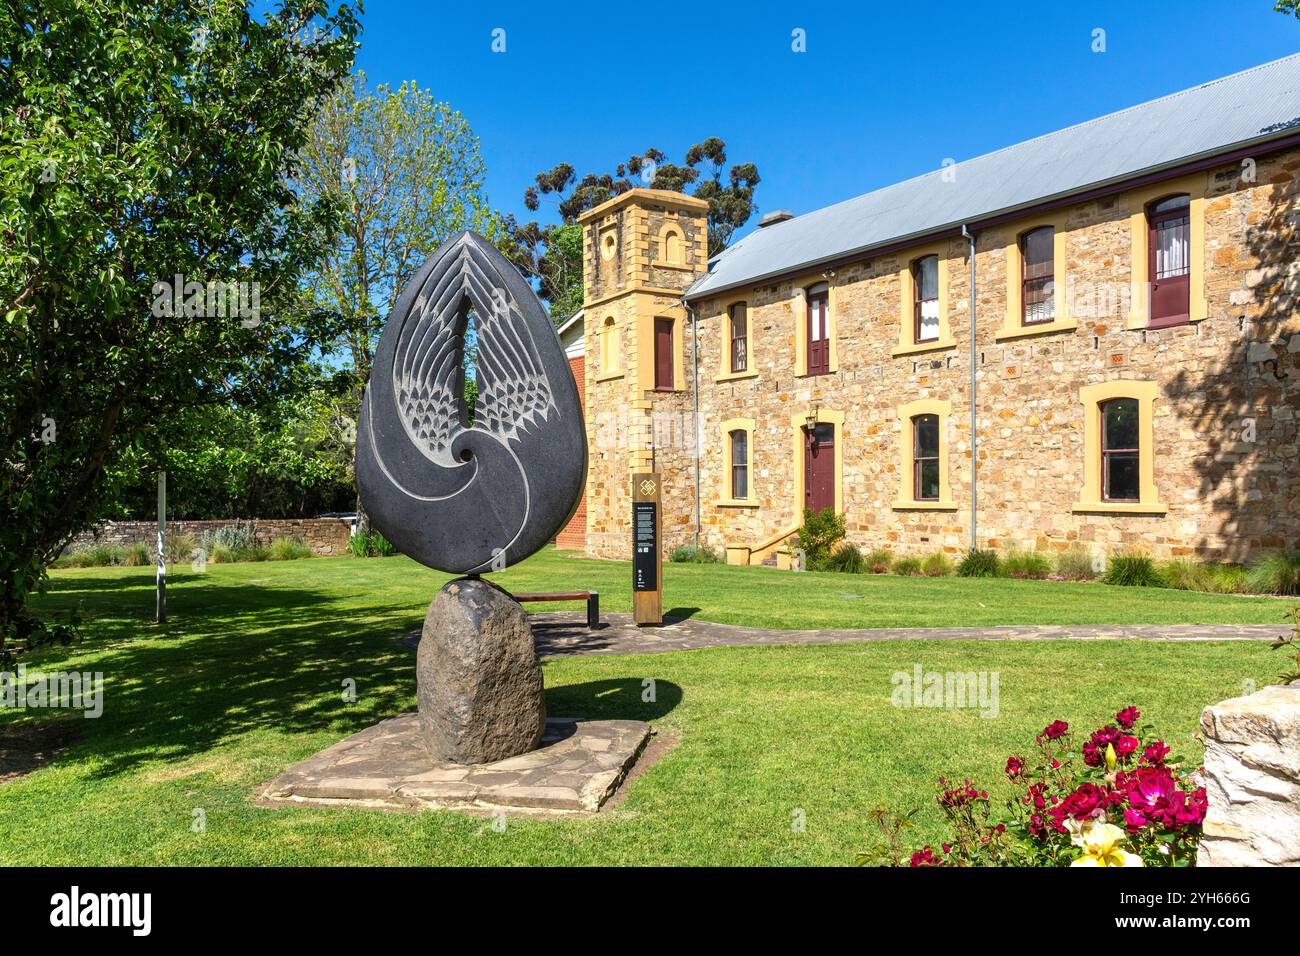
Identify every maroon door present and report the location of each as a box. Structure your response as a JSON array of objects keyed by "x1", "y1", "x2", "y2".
[
  {"x1": 804, "y1": 423, "x2": 835, "y2": 514},
  {"x1": 1148, "y1": 196, "x2": 1190, "y2": 328},
  {"x1": 653, "y1": 318, "x2": 674, "y2": 390},
  {"x1": 806, "y1": 291, "x2": 829, "y2": 375}
]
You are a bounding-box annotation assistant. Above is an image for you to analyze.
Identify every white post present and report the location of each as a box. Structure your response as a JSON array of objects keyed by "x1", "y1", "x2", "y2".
[{"x1": 156, "y1": 471, "x2": 166, "y2": 624}]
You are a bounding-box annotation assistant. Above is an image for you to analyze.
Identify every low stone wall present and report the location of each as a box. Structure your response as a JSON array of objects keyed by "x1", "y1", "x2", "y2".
[
  {"x1": 1197, "y1": 683, "x2": 1300, "y2": 866},
  {"x1": 69, "y1": 518, "x2": 354, "y2": 557}
]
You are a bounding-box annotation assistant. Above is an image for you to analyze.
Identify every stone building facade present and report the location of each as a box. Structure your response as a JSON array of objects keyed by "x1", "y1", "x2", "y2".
[{"x1": 576, "y1": 61, "x2": 1300, "y2": 566}]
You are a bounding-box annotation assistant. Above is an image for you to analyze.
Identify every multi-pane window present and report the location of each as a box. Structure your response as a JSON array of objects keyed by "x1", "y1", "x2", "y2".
[
  {"x1": 729, "y1": 303, "x2": 748, "y2": 373},
  {"x1": 912, "y1": 414, "x2": 940, "y2": 501},
  {"x1": 1020, "y1": 226, "x2": 1055, "y2": 325},
  {"x1": 1148, "y1": 194, "x2": 1191, "y2": 327},
  {"x1": 806, "y1": 283, "x2": 830, "y2": 375},
  {"x1": 913, "y1": 255, "x2": 939, "y2": 343},
  {"x1": 1101, "y1": 398, "x2": 1140, "y2": 502},
  {"x1": 730, "y1": 429, "x2": 749, "y2": 500}
]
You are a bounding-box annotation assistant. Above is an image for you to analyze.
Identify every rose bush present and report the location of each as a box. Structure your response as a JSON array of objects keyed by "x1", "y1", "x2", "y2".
[{"x1": 860, "y1": 705, "x2": 1207, "y2": 867}]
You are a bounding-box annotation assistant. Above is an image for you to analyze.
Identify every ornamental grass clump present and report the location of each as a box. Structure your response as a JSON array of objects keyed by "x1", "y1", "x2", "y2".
[
  {"x1": 892, "y1": 556, "x2": 923, "y2": 576},
  {"x1": 1247, "y1": 549, "x2": 1300, "y2": 596},
  {"x1": 859, "y1": 705, "x2": 1206, "y2": 867},
  {"x1": 1000, "y1": 550, "x2": 1052, "y2": 580},
  {"x1": 864, "y1": 549, "x2": 894, "y2": 574},
  {"x1": 825, "y1": 544, "x2": 867, "y2": 574},
  {"x1": 956, "y1": 548, "x2": 1000, "y2": 578},
  {"x1": 921, "y1": 552, "x2": 954, "y2": 577},
  {"x1": 1055, "y1": 545, "x2": 1096, "y2": 581},
  {"x1": 1103, "y1": 551, "x2": 1165, "y2": 588},
  {"x1": 669, "y1": 544, "x2": 720, "y2": 564}
]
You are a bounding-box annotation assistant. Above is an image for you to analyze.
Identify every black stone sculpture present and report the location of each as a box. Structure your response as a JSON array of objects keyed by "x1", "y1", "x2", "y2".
[
  {"x1": 356, "y1": 231, "x2": 586, "y2": 575},
  {"x1": 356, "y1": 231, "x2": 586, "y2": 764}
]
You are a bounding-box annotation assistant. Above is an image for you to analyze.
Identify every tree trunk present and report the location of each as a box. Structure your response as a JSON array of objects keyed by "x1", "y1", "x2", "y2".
[{"x1": 355, "y1": 494, "x2": 370, "y2": 539}]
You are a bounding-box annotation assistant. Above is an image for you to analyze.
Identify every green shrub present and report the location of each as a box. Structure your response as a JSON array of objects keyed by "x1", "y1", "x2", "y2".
[
  {"x1": 209, "y1": 542, "x2": 237, "y2": 564},
  {"x1": 1162, "y1": 558, "x2": 1210, "y2": 592},
  {"x1": 864, "y1": 549, "x2": 894, "y2": 574},
  {"x1": 370, "y1": 531, "x2": 397, "y2": 557},
  {"x1": 269, "y1": 537, "x2": 312, "y2": 561},
  {"x1": 201, "y1": 520, "x2": 258, "y2": 552},
  {"x1": 121, "y1": 543, "x2": 151, "y2": 567},
  {"x1": 1056, "y1": 545, "x2": 1096, "y2": 581},
  {"x1": 165, "y1": 532, "x2": 199, "y2": 565},
  {"x1": 1247, "y1": 550, "x2": 1300, "y2": 596},
  {"x1": 825, "y1": 544, "x2": 867, "y2": 574},
  {"x1": 1104, "y1": 551, "x2": 1165, "y2": 587},
  {"x1": 892, "y1": 556, "x2": 923, "y2": 576},
  {"x1": 957, "y1": 548, "x2": 1000, "y2": 578},
  {"x1": 796, "y1": 508, "x2": 846, "y2": 571},
  {"x1": 1001, "y1": 549, "x2": 1051, "y2": 580},
  {"x1": 921, "y1": 552, "x2": 955, "y2": 577},
  {"x1": 348, "y1": 531, "x2": 371, "y2": 558},
  {"x1": 1204, "y1": 564, "x2": 1248, "y2": 595},
  {"x1": 670, "y1": 544, "x2": 721, "y2": 564}
]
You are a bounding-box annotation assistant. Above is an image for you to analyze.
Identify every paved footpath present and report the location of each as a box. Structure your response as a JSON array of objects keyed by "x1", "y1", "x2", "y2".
[{"x1": 514, "y1": 613, "x2": 1284, "y2": 658}]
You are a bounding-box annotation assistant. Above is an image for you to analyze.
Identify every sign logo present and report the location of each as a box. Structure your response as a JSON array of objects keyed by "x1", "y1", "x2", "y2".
[{"x1": 639, "y1": 479, "x2": 656, "y2": 496}]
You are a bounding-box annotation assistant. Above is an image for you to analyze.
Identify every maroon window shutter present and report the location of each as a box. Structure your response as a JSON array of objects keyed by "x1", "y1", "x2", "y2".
[
  {"x1": 1148, "y1": 195, "x2": 1191, "y2": 328},
  {"x1": 654, "y1": 318, "x2": 674, "y2": 390}
]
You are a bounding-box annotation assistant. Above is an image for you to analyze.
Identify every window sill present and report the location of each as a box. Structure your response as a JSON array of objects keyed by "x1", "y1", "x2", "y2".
[
  {"x1": 994, "y1": 318, "x2": 1077, "y2": 342},
  {"x1": 798, "y1": 369, "x2": 835, "y2": 378},
  {"x1": 1071, "y1": 501, "x2": 1168, "y2": 515},
  {"x1": 715, "y1": 498, "x2": 760, "y2": 508},
  {"x1": 715, "y1": 369, "x2": 758, "y2": 383},
  {"x1": 652, "y1": 385, "x2": 677, "y2": 393},
  {"x1": 595, "y1": 369, "x2": 624, "y2": 382},
  {"x1": 1125, "y1": 312, "x2": 1206, "y2": 331},
  {"x1": 652, "y1": 260, "x2": 694, "y2": 271},
  {"x1": 892, "y1": 499, "x2": 959, "y2": 511},
  {"x1": 892, "y1": 337, "x2": 957, "y2": 358}
]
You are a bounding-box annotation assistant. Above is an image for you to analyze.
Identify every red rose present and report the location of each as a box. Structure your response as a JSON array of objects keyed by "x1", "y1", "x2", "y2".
[
  {"x1": 1141, "y1": 740, "x2": 1171, "y2": 767},
  {"x1": 1005, "y1": 756, "x2": 1026, "y2": 779},
  {"x1": 1038, "y1": 720, "x2": 1069, "y2": 742},
  {"x1": 1116, "y1": 706, "x2": 1141, "y2": 730},
  {"x1": 1049, "y1": 782, "x2": 1112, "y2": 831},
  {"x1": 1115, "y1": 735, "x2": 1140, "y2": 760}
]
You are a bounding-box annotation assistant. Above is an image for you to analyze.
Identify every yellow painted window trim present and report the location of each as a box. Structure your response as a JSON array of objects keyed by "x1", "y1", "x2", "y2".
[
  {"x1": 791, "y1": 275, "x2": 838, "y2": 376},
  {"x1": 1125, "y1": 173, "x2": 1208, "y2": 330},
  {"x1": 1002, "y1": 214, "x2": 1074, "y2": 338},
  {"x1": 719, "y1": 417, "x2": 757, "y2": 507},
  {"x1": 893, "y1": 398, "x2": 955, "y2": 511},
  {"x1": 657, "y1": 222, "x2": 685, "y2": 267},
  {"x1": 894, "y1": 243, "x2": 955, "y2": 357},
  {"x1": 636, "y1": 311, "x2": 686, "y2": 393},
  {"x1": 1072, "y1": 379, "x2": 1168, "y2": 514},
  {"x1": 718, "y1": 297, "x2": 754, "y2": 380},
  {"x1": 789, "y1": 408, "x2": 845, "y2": 516},
  {"x1": 596, "y1": 316, "x2": 622, "y2": 378}
]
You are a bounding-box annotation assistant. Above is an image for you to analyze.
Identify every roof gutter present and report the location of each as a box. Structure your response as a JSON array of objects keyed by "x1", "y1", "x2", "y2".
[{"x1": 684, "y1": 126, "x2": 1300, "y2": 303}]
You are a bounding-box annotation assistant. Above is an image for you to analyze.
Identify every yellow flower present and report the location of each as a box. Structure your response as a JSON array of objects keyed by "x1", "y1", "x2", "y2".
[
  {"x1": 1105, "y1": 742, "x2": 1118, "y2": 772},
  {"x1": 1067, "y1": 818, "x2": 1144, "y2": 867}
]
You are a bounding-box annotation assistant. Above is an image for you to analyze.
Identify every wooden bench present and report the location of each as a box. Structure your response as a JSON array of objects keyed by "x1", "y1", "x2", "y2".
[{"x1": 511, "y1": 590, "x2": 599, "y2": 629}]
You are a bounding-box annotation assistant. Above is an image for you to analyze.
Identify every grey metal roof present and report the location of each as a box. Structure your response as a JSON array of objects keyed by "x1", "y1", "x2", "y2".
[{"x1": 687, "y1": 54, "x2": 1300, "y2": 301}]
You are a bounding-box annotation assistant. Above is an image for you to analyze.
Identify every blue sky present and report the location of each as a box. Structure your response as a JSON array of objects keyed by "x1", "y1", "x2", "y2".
[{"x1": 353, "y1": 0, "x2": 1299, "y2": 240}]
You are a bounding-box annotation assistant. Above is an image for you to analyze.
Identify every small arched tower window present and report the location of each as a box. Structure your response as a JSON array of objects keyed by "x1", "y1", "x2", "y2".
[{"x1": 662, "y1": 228, "x2": 682, "y2": 264}]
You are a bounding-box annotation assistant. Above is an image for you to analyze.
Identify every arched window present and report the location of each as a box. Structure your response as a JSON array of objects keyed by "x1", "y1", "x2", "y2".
[
  {"x1": 805, "y1": 282, "x2": 830, "y2": 375},
  {"x1": 1101, "y1": 398, "x2": 1140, "y2": 503},
  {"x1": 1020, "y1": 226, "x2": 1055, "y2": 325},
  {"x1": 912, "y1": 414, "x2": 940, "y2": 501},
  {"x1": 1147, "y1": 194, "x2": 1191, "y2": 328},
  {"x1": 663, "y1": 228, "x2": 682, "y2": 264},
  {"x1": 912, "y1": 255, "x2": 939, "y2": 343},
  {"x1": 600, "y1": 316, "x2": 617, "y2": 372},
  {"x1": 728, "y1": 302, "x2": 748, "y2": 373},
  {"x1": 729, "y1": 429, "x2": 749, "y2": 500}
]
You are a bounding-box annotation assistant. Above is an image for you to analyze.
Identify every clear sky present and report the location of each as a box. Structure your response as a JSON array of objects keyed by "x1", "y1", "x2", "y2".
[{"x1": 352, "y1": 0, "x2": 1299, "y2": 240}]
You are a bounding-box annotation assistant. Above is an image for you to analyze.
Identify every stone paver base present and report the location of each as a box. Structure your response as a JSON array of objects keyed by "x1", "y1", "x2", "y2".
[{"x1": 260, "y1": 716, "x2": 650, "y2": 815}]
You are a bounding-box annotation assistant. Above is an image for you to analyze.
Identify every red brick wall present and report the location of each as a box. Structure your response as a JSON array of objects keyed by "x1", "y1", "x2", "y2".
[{"x1": 555, "y1": 353, "x2": 588, "y2": 551}]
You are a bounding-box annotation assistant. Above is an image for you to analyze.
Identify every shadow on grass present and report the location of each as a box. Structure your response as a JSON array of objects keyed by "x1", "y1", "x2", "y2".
[
  {"x1": 22, "y1": 577, "x2": 425, "y2": 782},
  {"x1": 544, "y1": 678, "x2": 682, "y2": 722}
]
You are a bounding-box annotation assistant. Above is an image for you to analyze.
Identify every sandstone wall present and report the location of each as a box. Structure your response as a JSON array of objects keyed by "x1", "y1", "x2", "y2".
[{"x1": 69, "y1": 518, "x2": 354, "y2": 556}]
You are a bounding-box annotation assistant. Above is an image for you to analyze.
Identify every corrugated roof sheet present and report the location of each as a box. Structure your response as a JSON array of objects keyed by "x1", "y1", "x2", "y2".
[{"x1": 687, "y1": 54, "x2": 1300, "y2": 300}]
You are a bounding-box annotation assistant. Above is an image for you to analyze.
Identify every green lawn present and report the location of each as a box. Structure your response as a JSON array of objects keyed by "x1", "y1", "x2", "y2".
[{"x1": 1, "y1": 550, "x2": 1292, "y2": 866}]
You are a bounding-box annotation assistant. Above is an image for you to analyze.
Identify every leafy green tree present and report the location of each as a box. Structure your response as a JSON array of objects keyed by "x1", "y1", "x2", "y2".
[
  {"x1": 1277, "y1": 1, "x2": 1299, "y2": 18},
  {"x1": 0, "y1": 0, "x2": 359, "y2": 658},
  {"x1": 505, "y1": 139, "x2": 760, "y2": 320},
  {"x1": 296, "y1": 73, "x2": 499, "y2": 532}
]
